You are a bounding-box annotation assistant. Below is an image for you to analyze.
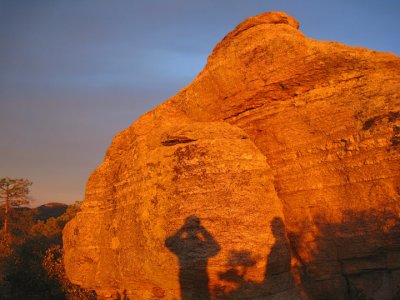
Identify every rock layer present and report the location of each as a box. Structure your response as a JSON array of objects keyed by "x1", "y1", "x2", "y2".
[{"x1": 63, "y1": 12, "x2": 400, "y2": 299}]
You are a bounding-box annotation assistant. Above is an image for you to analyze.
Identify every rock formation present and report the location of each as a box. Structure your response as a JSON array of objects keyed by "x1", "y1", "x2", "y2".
[{"x1": 63, "y1": 12, "x2": 400, "y2": 300}]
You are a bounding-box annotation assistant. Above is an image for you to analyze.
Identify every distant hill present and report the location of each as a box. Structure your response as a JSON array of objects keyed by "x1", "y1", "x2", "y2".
[
  {"x1": 0, "y1": 203, "x2": 69, "y2": 229},
  {"x1": 34, "y1": 202, "x2": 68, "y2": 221}
]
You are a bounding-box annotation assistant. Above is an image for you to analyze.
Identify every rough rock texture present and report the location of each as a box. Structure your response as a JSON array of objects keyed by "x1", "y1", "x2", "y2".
[{"x1": 63, "y1": 12, "x2": 400, "y2": 300}]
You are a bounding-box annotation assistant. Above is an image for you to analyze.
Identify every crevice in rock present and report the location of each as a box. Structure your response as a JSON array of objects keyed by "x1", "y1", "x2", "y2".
[
  {"x1": 161, "y1": 137, "x2": 197, "y2": 146},
  {"x1": 343, "y1": 272, "x2": 352, "y2": 299},
  {"x1": 362, "y1": 111, "x2": 400, "y2": 131},
  {"x1": 223, "y1": 104, "x2": 264, "y2": 120}
]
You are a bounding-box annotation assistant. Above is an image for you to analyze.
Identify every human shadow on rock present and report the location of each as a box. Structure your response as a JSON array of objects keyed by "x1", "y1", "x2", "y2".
[
  {"x1": 215, "y1": 217, "x2": 295, "y2": 299},
  {"x1": 165, "y1": 215, "x2": 220, "y2": 300},
  {"x1": 264, "y1": 217, "x2": 294, "y2": 294}
]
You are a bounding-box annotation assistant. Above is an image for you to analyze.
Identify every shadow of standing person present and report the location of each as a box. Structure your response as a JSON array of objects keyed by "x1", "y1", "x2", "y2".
[
  {"x1": 263, "y1": 216, "x2": 294, "y2": 295},
  {"x1": 165, "y1": 216, "x2": 220, "y2": 300}
]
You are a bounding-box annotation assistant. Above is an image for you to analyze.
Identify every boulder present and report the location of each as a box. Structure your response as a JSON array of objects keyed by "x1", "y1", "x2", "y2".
[{"x1": 63, "y1": 12, "x2": 400, "y2": 299}]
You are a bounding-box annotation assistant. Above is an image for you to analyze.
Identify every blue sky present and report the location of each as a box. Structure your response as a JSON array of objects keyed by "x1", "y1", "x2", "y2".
[{"x1": 0, "y1": 0, "x2": 399, "y2": 206}]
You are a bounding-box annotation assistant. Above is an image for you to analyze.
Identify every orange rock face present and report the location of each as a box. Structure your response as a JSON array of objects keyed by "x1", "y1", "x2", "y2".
[{"x1": 63, "y1": 12, "x2": 400, "y2": 299}]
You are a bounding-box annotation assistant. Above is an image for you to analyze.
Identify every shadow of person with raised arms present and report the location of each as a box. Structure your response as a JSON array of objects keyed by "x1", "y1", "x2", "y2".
[{"x1": 165, "y1": 215, "x2": 220, "y2": 300}]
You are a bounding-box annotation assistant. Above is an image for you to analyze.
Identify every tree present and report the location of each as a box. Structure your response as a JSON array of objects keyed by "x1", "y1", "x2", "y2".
[
  {"x1": 43, "y1": 245, "x2": 96, "y2": 299},
  {"x1": 0, "y1": 177, "x2": 32, "y2": 244},
  {"x1": 1, "y1": 200, "x2": 96, "y2": 299}
]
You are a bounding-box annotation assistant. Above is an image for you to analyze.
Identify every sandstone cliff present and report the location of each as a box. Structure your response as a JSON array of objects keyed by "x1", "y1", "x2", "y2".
[{"x1": 63, "y1": 12, "x2": 400, "y2": 300}]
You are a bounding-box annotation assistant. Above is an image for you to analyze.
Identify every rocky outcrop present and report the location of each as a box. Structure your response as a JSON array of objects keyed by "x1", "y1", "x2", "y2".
[{"x1": 63, "y1": 12, "x2": 400, "y2": 299}]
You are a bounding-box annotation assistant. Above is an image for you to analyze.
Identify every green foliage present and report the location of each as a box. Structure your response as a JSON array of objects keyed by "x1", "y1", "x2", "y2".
[
  {"x1": 43, "y1": 245, "x2": 96, "y2": 300},
  {"x1": 0, "y1": 208, "x2": 35, "y2": 244},
  {"x1": 0, "y1": 200, "x2": 96, "y2": 300},
  {"x1": 0, "y1": 177, "x2": 33, "y2": 244},
  {"x1": 2, "y1": 235, "x2": 64, "y2": 299},
  {"x1": 0, "y1": 178, "x2": 32, "y2": 207}
]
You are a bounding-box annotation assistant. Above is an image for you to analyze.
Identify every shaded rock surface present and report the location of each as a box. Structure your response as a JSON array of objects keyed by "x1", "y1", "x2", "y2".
[{"x1": 63, "y1": 12, "x2": 400, "y2": 300}]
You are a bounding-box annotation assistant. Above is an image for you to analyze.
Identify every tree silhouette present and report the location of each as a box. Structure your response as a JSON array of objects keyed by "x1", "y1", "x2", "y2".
[
  {"x1": 214, "y1": 217, "x2": 296, "y2": 299},
  {"x1": 0, "y1": 177, "x2": 32, "y2": 244}
]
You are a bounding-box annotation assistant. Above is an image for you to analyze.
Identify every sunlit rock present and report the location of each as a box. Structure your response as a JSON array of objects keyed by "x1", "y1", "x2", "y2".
[{"x1": 63, "y1": 11, "x2": 400, "y2": 299}]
